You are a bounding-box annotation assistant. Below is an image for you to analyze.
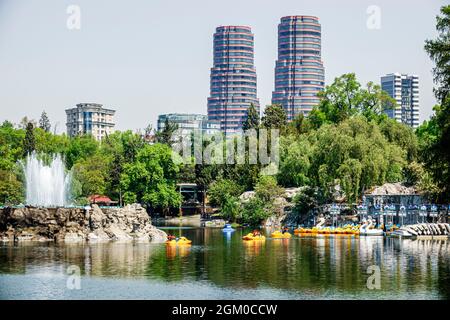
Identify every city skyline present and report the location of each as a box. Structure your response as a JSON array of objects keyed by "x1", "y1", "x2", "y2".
[{"x1": 0, "y1": 0, "x2": 444, "y2": 133}]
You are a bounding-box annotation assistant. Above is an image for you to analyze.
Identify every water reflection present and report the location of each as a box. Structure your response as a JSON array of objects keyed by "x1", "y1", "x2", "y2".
[{"x1": 0, "y1": 227, "x2": 449, "y2": 299}]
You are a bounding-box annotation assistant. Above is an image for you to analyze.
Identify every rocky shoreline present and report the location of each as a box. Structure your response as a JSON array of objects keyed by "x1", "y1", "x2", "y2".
[{"x1": 0, "y1": 204, "x2": 167, "y2": 243}]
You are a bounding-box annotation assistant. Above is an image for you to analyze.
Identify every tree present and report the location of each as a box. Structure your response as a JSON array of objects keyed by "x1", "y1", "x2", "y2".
[
  {"x1": 261, "y1": 104, "x2": 287, "y2": 130},
  {"x1": 254, "y1": 175, "x2": 284, "y2": 204},
  {"x1": 0, "y1": 169, "x2": 24, "y2": 206},
  {"x1": 23, "y1": 122, "x2": 35, "y2": 156},
  {"x1": 19, "y1": 116, "x2": 36, "y2": 129},
  {"x1": 292, "y1": 186, "x2": 319, "y2": 221},
  {"x1": 72, "y1": 154, "x2": 109, "y2": 197},
  {"x1": 287, "y1": 113, "x2": 312, "y2": 136},
  {"x1": 309, "y1": 73, "x2": 396, "y2": 128},
  {"x1": 277, "y1": 135, "x2": 312, "y2": 187},
  {"x1": 424, "y1": 5, "x2": 450, "y2": 102},
  {"x1": 65, "y1": 135, "x2": 98, "y2": 169},
  {"x1": 208, "y1": 178, "x2": 243, "y2": 208},
  {"x1": 418, "y1": 5, "x2": 450, "y2": 202},
  {"x1": 242, "y1": 104, "x2": 260, "y2": 131},
  {"x1": 308, "y1": 117, "x2": 406, "y2": 202},
  {"x1": 239, "y1": 176, "x2": 284, "y2": 226},
  {"x1": 39, "y1": 111, "x2": 51, "y2": 132},
  {"x1": 0, "y1": 121, "x2": 25, "y2": 170},
  {"x1": 120, "y1": 143, "x2": 181, "y2": 214},
  {"x1": 221, "y1": 196, "x2": 240, "y2": 222},
  {"x1": 155, "y1": 118, "x2": 179, "y2": 146}
]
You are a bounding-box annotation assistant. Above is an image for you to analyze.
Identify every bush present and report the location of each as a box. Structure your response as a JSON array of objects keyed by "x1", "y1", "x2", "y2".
[{"x1": 208, "y1": 179, "x2": 243, "y2": 208}]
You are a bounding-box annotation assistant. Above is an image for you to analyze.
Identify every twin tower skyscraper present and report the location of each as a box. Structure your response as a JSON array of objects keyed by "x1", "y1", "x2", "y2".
[{"x1": 207, "y1": 16, "x2": 325, "y2": 134}]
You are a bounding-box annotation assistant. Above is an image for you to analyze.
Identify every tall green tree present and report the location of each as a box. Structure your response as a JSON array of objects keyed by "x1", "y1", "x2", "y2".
[
  {"x1": 38, "y1": 111, "x2": 51, "y2": 132},
  {"x1": 23, "y1": 122, "x2": 36, "y2": 156},
  {"x1": 261, "y1": 104, "x2": 287, "y2": 130},
  {"x1": 242, "y1": 104, "x2": 260, "y2": 131}
]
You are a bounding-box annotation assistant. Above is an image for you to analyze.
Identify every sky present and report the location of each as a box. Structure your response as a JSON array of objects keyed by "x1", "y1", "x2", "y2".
[{"x1": 0, "y1": 0, "x2": 445, "y2": 133}]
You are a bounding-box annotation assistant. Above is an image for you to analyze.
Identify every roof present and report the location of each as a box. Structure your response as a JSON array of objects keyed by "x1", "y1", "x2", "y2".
[
  {"x1": 88, "y1": 195, "x2": 112, "y2": 203},
  {"x1": 365, "y1": 183, "x2": 420, "y2": 196}
]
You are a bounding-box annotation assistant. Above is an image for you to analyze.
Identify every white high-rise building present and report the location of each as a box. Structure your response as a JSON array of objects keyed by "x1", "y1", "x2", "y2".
[
  {"x1": 66, "y1": 103, "x2": 116, "y2": 141},
  {"x1": 381, "y1": 73, "x2": 419, "y2": 128}
]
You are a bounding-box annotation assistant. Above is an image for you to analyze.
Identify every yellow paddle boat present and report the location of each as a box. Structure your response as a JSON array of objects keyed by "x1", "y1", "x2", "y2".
[
  {"x1": 242, "y1": 233, "x2": 266, "y2": 241},
  {"x1": 271, "y1": 231, "x2": 292, "y2": 239},
  {"x1": 165, "y1": 236, "x2": 192, "y2": 245}
]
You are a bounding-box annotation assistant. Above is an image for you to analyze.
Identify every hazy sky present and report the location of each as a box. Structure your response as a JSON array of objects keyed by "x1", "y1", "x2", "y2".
[{"x1": 0, "y1": 0, "x2": 445, "y2": 133}]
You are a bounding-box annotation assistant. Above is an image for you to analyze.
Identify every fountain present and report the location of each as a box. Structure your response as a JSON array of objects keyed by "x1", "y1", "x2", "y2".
[{"x1": 23, "y1": 153, "x2": 71, "y2": 207}]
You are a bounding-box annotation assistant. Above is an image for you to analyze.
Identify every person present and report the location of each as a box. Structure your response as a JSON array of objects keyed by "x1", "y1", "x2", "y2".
[
  {"x1": 282, "y1": 226, "x2": 289, "y2": 234},
  {"x1": 252, "y1": 230, "x2": 260, "y2": 237},
  {"x1": 167, "y1": 234, "x2": 176, "y2": 241}
]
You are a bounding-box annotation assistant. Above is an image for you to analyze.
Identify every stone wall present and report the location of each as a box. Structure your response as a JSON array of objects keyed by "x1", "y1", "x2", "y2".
[{"x1": 0, "y1": 204, "x2": 166, "y2": 243}]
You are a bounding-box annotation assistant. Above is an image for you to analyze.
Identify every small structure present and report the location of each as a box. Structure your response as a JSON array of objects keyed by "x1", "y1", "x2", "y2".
[
  {"x1": 174, "y1": 183, "x2": 205, "y2": 216},
  {"x1": 364, "y1": 182, "x2": 424, "y2": 225},
  {"x1": 88, "y1": 195, "x2": 118, "y2": 207}
]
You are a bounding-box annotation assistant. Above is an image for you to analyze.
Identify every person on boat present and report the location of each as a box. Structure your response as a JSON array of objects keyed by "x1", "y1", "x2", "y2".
[
  {"x1": 282, "y1": 226, "x2": 289, "y2": 234},
  {"x1": 167, "y1": 234, "x2": 176, "y2": 241},
  {"x1": 252, "y1": 230, "x2": 261, "y2": 237}
]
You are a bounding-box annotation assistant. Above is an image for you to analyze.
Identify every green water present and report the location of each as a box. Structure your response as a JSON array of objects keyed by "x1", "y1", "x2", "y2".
[{"x1": 0, "y1": 226, "x2": 449, "y2": 299}]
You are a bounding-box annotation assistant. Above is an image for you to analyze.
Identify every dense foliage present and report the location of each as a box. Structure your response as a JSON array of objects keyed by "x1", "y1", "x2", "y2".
[{"x1": 416, "y1": 5, "x2": 450, "y2": 202}]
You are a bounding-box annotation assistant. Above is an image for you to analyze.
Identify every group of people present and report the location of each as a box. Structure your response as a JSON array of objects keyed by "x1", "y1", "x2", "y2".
[{"x1": 252, "y1": 226, "x2": 289, "y2": 237}]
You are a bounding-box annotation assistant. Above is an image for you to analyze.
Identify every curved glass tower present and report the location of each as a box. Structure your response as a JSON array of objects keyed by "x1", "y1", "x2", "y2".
[
  {"x1": 207, "y1": 26, "x2": 260, "y2": 134},
  {"x1": 272, "y1": 16, "x2": 325, "y2": 121}
]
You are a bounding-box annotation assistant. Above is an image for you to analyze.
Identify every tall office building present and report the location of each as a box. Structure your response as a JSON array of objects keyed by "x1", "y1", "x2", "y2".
[
  {"x1": 66, "y1": 103, "x2": 115, "y2": 141},
  {"x1": 381, "y1": 73, "x2": 419, "y2": 128},
  {"x1": 207, "y1": 26, "x2": 260, "y2": 134},
  {"x1": 272, "y1": 16, "x2": 325, "y2": 121}
]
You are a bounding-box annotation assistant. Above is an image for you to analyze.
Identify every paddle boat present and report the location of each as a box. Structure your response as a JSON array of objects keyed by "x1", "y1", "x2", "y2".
[
  {"x1": 222, "y1": 224, "x2": 235, "y2": 232},
  {"x1": 165, "y1": 236, "x2": 192, "y2": 245},
  {"x1": 271, "y1": 230, "x2": 292, "y2": 239},
  {"x1": 242, "y1": 233, "x2": 266, "y2": 241},
  {"x1": 359, "y1": 218, "x2": 384, "y2": 236}
]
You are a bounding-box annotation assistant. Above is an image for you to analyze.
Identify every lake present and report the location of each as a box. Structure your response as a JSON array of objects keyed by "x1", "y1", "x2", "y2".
[{"x1": 0, "y1": 225, "x2": 449, "y2": 300}]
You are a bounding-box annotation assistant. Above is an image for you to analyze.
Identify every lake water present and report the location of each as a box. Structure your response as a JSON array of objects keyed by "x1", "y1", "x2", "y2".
[{"x1": 0, "y1": 226, "x2": 449, "y2": 300}]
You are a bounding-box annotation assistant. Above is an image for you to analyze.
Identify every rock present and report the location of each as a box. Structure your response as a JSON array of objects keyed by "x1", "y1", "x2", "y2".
[
  {"x1": 64, "y1": 232, "x2": 85, "y2": 243},
  {"x1": 89, "y1": 205, "x2": 106, "y2": 230},
  {"x1": 104, "y1": 225, "x2": 133, "y2": 241},
  {"x1": 239, "y1": 191, "x2": 255, "y2": 203},
  {"x1": 87, "y1": 229, "x2": 110, "y2": 242},
  {"x1": 0, "y1": 204, "x2": 166, "y2": 243}
]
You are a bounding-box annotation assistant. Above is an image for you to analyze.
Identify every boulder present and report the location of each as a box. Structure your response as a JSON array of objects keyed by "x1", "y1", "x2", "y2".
[
  {"x1": 104, "y1": 225, "x2": 133, "y2": 241},
  {"x1": 0, "y1": 204, "x2": 166, "y2": 243}
]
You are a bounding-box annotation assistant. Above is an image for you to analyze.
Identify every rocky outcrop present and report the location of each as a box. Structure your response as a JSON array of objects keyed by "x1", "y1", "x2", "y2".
[{"x1": 0, "y1": 204, "x2": 166, "y2": 243}]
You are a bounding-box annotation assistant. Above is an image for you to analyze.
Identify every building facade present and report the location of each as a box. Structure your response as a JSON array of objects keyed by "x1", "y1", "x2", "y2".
[
  {"x1": 207, "y1": 26, "x2": 260, "y2": 134},
  {"x1": 66, "y1": 103, "x2": 115, "y2": 141},
  {"x1": 157, "y1": 113, "x2": 221, "y2": 136},
  {"x1": 381, "y1": 73, "x2": 419, "y2": 128},
  {"x1": 272, "y1": 16, "x2": 325, "y2": 121}
]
